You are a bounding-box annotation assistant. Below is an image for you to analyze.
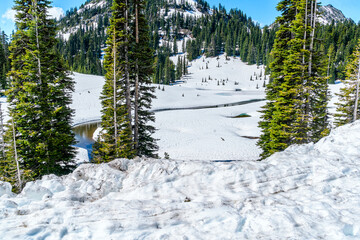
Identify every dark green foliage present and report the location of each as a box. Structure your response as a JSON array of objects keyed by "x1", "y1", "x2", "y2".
[
  {"x1": 0, "y1": 31, "x2": 10, "y2": 91},
  {"x1": 93, "y1": 0, "x2": 135, "y2": 162},
  {"x1": 258, "y1": 0, "x2": 329, "y2": 159},
  {"x1": 315, "y1": 20, "x2": 360, "y2": 83},
  {"x1": 94, "y1": 0, "x2": 158, "y2": 161},
  {"x1": 132, "y1": 0, "x2": 158, "y2": 157},
  {"x1": 335, "y1": 39, "x2": 360, "y2": 126},
  {"x1": 3, "y1": 0, "x2": 76, "y2": 185}
]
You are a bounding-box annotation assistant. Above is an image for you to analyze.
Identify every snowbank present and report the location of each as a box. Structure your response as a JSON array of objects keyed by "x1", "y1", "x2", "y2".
[{"x1": 1, "y1": 121, "x2": 360, "y2": 239}]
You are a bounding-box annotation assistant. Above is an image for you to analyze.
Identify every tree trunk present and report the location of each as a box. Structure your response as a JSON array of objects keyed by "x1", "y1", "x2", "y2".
[
  {"x1": 302, "y1": 0, "x2": 308, "y2": 68},
  {"x1": 308, "y1": 0, "x2": 316, "y2": 76},
  {"x1": 125, "y1": 0, "x2": 132, "y2": 131},
  {"x1": 12, "y1": 118, "x2": 21, "y2": 190},
  {"x1": 33, "y1": 0, "x2": 42, "y2": 83},
  {"x1": 0, "y1": 103, "x2": 4, "y2": 158},
  {"x1": 353, "y1": 56, "x2": 360, "y2": 122},
  {"x1": 113, "y1": 28, "x2": 118, "y2": 155},
  {"x1": 134, "y1": 0, "x2": 140, "y2": 153}
]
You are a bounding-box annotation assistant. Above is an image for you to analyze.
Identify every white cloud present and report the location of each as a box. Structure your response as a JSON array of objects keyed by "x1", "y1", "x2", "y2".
[
  {"x1": 48, "y1": 6, "x2": 64, "y2": 20},
  {"x1": 2, "y1": 9, "x2": 16, "y2": 21},
  {"x1": 1, "y1": 6, "x2": 64, "y2": 22}
]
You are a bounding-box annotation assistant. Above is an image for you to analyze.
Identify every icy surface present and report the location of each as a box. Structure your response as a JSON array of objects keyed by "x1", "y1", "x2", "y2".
[{"x1": 1, "y1": 121, "x2": 360, "y2": 239}]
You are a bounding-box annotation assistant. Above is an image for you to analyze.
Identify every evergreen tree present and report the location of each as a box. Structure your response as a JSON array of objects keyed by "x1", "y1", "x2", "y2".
[
  {"x1": 173, "y1": 36, "x2": 178, "y2": 55},
  {"x1": 94, "y1": 0, "x2": 158, "y2": 160},
  {"x1": 335, "y1": 39, "x2": 360, "y2": 126},
  {"x1": 93, "y1": 0, "x2": 135, "y2": 162},
  {"x1": 4, "y1": 0, "x2": 76, "y2": 184},
  {"x1": 176, "y1": 56, "x2": 183, "y2": 80},
  {"x1": 132, "y1": 0, "x2": 158, "y2": 157},
  {"x1": 258, "y1": 0, "x2": 329, "y2": 159}
]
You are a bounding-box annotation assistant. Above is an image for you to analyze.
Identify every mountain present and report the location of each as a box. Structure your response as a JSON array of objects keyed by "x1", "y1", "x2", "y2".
[
  {"x1": 55, "y1": 0, "x2": 276, "y2": 77},
  {"x1": 57, "y1": 0, "x2": 210, "y2": 41},
  {"x1": 318, "y1": 4, "x2": 349, "y2": 25}
]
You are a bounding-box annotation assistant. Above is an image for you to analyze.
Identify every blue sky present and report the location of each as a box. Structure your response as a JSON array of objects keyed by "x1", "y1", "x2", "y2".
[
  {"x1": 207, "y1": 0, "x2": 360, "y2": 26},
  {"x1": 1, "y1": 0, "x2": 360, "y2": 36}
]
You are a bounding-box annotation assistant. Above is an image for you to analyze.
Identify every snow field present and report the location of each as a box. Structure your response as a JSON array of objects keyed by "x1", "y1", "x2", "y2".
[
  {"x1": 1, "y1": 121, "x2": 360, "y2": 239},
  {"x1": 153, "y1": 55, "x2": 267, "y2": 159},
  {"x1": 70, "y1": 54, "x2": 344, "y2": 161},
  {"x1": 71, "y1": 54, "x2": 269, "y2": 161},
  {"x1": 70, "y1": 72, "x2": 104, "y2": 125}
]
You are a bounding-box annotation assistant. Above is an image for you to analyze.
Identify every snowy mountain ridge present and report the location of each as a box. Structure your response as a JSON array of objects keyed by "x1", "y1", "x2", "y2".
[
  {"x1": 1, "y1": 120, "x2": 360, "y2": 239},
  {"x1": 58, "y1": 0, "x2": 209, "y2": 41},
  {"x1": 318, "y1": 4, "x2": 349, "y2": 25}
]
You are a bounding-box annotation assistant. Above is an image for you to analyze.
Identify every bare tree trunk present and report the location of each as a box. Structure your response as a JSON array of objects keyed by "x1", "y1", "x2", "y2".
[
  {"x1": 308, "y1": 0, "x2": 316, "y2": 76},
  {"x1": 33, "y1": 0, "x2": 42, "y2": 83},
  {"x1": 302, "y1": 0, "x2": 308, "y2": 67},
  {"x1": 125, "y1": 0, "x2": 132, "y2": 132},
  {"x1": 12, "y1": 118, "x2": 21, "y2": 190},
  {"x1": 113, "y1": 29, "x2": 118, "y2": 155},
  {"x1": 327, "y1": 53, "x2": 331, "y2": 78},
  {"x1": 353, "y1": 57, "x2": 360, "y2": 122},
  {"x1": 134, "y1": 0, "x2": 140, "y2": 153},
  {"x1": 0, "y1": 103, "x2": 5, "y2": 158}
]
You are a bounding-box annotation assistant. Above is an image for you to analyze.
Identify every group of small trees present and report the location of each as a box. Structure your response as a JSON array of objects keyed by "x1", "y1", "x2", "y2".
[{"x1": 92, "y1": 0, "x2": 158, "y2": 162}]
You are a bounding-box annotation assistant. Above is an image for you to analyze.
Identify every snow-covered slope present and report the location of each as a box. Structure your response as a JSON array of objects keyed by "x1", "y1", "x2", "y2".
[
  {"x1": 58, "y1": 0, "x2": 209, "y2": 41},
  {"x1": 318, "y1": 4, "x2": 348, "y2": 25},
  {"x1": 1, "y1": 120, "x2": 360, "y2": 239}
]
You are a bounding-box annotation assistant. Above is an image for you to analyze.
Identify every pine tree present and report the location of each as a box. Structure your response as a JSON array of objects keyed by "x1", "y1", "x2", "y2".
[
  {"x1": 94, "y1": 0, "x2": 158, "y2": 160},
  {"x1": 4, "y1": 0, "x2": 76, "y2": 183},
  {"x1": 173, "y1": 36, "x2": 178, "y2": 55},
  {"x1": 132, "y1": 0, "x2": 158, "y2": 157},
  {"x1": 258, "y1": 0, "x2": 329, "y2": 159},
  {"x1": 335, "y1": 39, "x2": 360, "y2": 126},
  {"x1": 93, "y1": 0, "x2": 135, "y2": 162}
]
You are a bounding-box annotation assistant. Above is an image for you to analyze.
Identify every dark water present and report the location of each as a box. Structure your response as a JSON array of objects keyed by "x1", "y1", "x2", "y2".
[{"x1": 73, "y1": 122, "x2": 100, "y2": 159}]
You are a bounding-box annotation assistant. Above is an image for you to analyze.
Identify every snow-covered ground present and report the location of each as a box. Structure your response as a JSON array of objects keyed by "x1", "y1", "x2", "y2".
[
  {"x1": 72, "y1": 55, "x2": 269, "y2": 160},
  {"x1": 71, "y1": 54, "x2": 344, "y2": 161},
  {"x1": 71, "y1": 73, "x2": 104, "y2": 125},
  {"x1": 1, "y1": 120, "x2": 360, "y2": 239}
]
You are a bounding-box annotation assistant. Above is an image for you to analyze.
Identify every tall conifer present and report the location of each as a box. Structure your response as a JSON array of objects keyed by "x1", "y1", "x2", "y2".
[
  {"x1": 132, "y1": 0, "x2": 158, "y2": 157},
  {"x1": 93, "y1": 0, "x2": 135, "y2": 162},
  {"x1": 258, "y1": 0, "x2": 329, "y2": 159},
  {"x1": 4, "y1": 0, "x2": 76, "y2": 183}
]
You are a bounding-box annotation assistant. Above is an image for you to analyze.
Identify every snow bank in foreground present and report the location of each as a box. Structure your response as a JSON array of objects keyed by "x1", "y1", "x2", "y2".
[{"x1": 1, "y1": 121, "x2": 360, "y2": 239}]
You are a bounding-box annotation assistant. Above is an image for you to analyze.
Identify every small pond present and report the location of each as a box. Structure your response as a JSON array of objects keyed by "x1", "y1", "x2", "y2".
[{"x1": 73, "y1": 122, "x2": 100, "y2": 160}]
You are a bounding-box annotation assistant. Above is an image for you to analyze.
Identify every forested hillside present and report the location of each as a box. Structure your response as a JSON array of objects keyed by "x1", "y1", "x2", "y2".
[
  {"x1": 55, "y1": 0, "x2": 277, "y2": 83},
  {"x1": 316, "y1": 20, "x2": 360, "y2": 83},
  {"x1": 0, "y1": 0, "x2": 359, "y2": 88}
]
